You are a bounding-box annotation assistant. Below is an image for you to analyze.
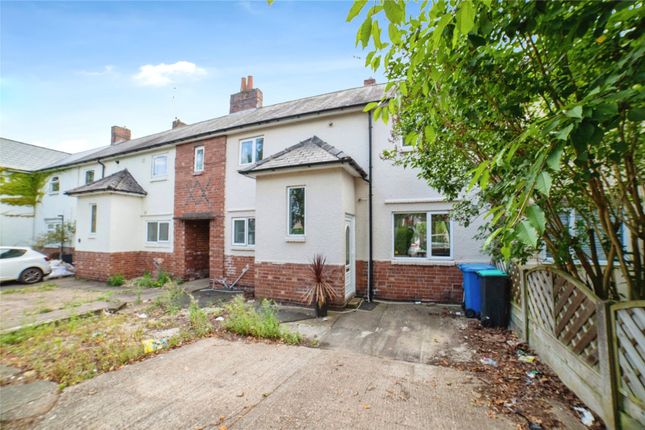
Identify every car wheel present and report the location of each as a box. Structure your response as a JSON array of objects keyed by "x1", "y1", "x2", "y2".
[{"x1": 19, "y1": 267, "x2": 43, "y2": 284}]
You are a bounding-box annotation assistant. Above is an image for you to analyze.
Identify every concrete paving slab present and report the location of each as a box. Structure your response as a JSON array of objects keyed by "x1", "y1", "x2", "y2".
[
  {"x1": 33, "y1": 338, "x2": 514, "y2": 430},
  {"x1": 0, "y1": 381, "x2": 59, "y2": 422}
]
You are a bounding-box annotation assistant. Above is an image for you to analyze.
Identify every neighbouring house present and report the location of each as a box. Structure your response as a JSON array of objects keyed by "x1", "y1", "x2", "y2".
[
  {"x1": 12, "y1": 77, "x2": 491, "y2": 304},
  {"x1": 0, "y1": 138, "x2": 69, "y2": 246}
]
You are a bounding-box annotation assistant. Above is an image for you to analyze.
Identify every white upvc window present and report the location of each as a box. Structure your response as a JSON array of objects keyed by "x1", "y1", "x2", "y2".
[
  {"x1": 392, "y1": 211, "x2": 453, "y2": 259},
  {"x1": 232, "y1": 217, "x2": 255, "y2": 247},
  {"x1": 90, "y1": 204, "x2": 97, "y2": 234},
  {"x1": 287, "y1": 186, "x2": 306, "y2": 237},
  {"x1": 194, "y1": 146, "x2": 205, "y2": 172},
  {"x1": 239, "y1": 136, "x2": 264, "y2": 165},
  {"x1": 49, "y1": 176, "x2": 60, "y2": 193},
  {"x1": 151, "y1": 154, "x2": 168, "y2": 178},
  {"x1": 84, "y1": 170, "x2": 95, "y2": 184},
  {"x1": 146, "y1": 221, "x2": 170, "y2": 243}
]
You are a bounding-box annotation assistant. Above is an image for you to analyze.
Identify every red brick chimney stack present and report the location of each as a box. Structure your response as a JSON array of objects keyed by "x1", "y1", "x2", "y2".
[
  {"x1": 230, "y1": 75, "x2": 263, "y2": 114},
  {"x1": 111, "y1": 125, "x2": 131, "y2": 145},
  {"x1": 364, "y1": 78, "x2": 376, "y2": 86}
]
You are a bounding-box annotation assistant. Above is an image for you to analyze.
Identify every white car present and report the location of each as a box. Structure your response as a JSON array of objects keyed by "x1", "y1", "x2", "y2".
[{"x1": 0, "y1": 247, "x2": 52, "y2": 284}]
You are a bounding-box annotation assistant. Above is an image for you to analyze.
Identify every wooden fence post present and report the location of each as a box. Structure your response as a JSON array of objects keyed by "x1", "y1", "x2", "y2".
[
  {"x1": 597, "y1": 301, "x2": 619, "y2": 429},
  {"x1": 521, "y1": 266, "x2": 530, "y2": 343}
]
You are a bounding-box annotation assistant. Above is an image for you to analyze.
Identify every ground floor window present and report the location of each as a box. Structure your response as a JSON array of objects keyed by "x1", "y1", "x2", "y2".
[
  {"x1": 147, "y1": 221, "x2": 170, "y2": 243},
  {"x1": 232, "y1": 217, "x2": 255, "y2": 246},
  {"x1": 90, "y1": 204, "x2": 97, "y2": 234},
  {"x1": 287, "y1": 186, "x2": 305, "y2": 236},
  {"x1": 393, "y1": 212, "x2": 452, "y2": 259}
]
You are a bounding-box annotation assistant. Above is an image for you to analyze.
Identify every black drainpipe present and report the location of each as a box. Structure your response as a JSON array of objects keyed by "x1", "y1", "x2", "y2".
[
  {"x1": 97, "y1": 159, "x2": 106, "y2": 178},
  {"x1": 367, "y1": 111, "x2": 374, "y2": 302}
]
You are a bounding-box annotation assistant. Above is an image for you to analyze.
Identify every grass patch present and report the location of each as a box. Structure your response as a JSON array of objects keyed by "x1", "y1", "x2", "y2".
[
  {"x1": 106, "y1": 274, "x2": 125, "y2": 287},
  {"x1": 0, "y1": 283, "x2": 58, "y2": 295},
  {"x1": 223, "y1": 296, "x2": 301, "y2": 345},
  {"x1": 150, "y1": 282, "x2": 188, "y2": 315},
  {"x1": 134, "y1": 271, "x2": 173, "y2": 289},
  {"x1": 188, "y1": 299, "x2": 213, "y2": 337}
]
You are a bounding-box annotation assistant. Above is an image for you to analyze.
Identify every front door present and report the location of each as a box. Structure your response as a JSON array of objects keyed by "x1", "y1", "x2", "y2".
[{"x1": 344, "y1": 215, "x2": 356, "y2": 298}]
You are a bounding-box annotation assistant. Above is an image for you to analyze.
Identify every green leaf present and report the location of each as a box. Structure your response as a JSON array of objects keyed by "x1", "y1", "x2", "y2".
[
  {"x1": 363, "y1": 102, "x2": 379, "y2": 112},
  {"x1": 535, "y1": 171, "x2": 552, "y2": 196},
  {"x1": 546, "y1": 142, "x2": 564, "y2": 171},
  {"x1": 346, "y1": 0, "x2": 368, "y2": 22},
  {"x1": 388, "y1": 23, "x2": 402, "y2": 44},
  {"x1": 555, "y1": 123, "x2": 574, "y2": 140},
  {"x1": 432, "y1": 15, "x2": 452, "y2": 48},
  {"x1": 515, "y1": 220, "x2": 539, "y2": 247},
  {"x1": 526, "y1": 205, "x2": 546, "y2": 234},
  {"x1": 358, "y1": 17, "x2": 373, "y2": 48},
  {"x1": 565, "y1": 105, "x2": 583, "y2": 118},
  {"x1": 371, "y1": 20, "x2": 383, "y2": 48},
  {"x1": 383, "y1": 0, "x2": 405, "y2": 24},
  {"x1": 457, "y1": 0, "x2": 475, "y2": 36},
  {"x1": 627, "y1": 108, "x2": 645, "y2": 122}
]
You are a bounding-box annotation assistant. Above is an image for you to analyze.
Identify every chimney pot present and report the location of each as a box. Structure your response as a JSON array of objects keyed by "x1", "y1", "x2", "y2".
[
  {"x1": 240, "y1": 77, "x2": 247, "y2": 92},
  {"x1": 247, "y1": 75, "x2": 254, "y2": 90},
  {"x1": 364, "y1": 78, "x2": 376, "y2": 86},
  {"x1": 111, "y1": 125, "x2": 131, "y2": 145}
]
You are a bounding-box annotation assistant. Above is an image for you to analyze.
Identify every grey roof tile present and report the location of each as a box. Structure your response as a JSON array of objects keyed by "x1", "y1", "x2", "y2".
[
  {"x1": 65, "y1": 169, "x2": 146, "y2": 196},
  {"x1": 0, "y1": 137, "x2": 69, "y2": 171},
  {"x1": 240, "y1": 136, "x2": 367, "y2": 178},
  {"x1": 42, "y1": 83, "x2": 387, "y2": 170}
]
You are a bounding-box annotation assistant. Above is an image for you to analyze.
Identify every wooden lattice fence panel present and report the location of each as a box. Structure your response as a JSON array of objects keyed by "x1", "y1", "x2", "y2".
[
  {"x1": 554, "y1": 276, "x2": 599, "y2": 368},
  {"x1": 526, "y1": 270, "x2": 556, "y2": 333},
  {"x1": 615, "y1": 306, "x2": 645, "y2": 404}
]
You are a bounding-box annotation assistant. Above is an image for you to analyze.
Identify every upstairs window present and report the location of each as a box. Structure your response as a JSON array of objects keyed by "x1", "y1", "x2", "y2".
[
  {"x1": 232, "y1": 217, "x2": 255, "y2": 246},
  {"x1": 85, "y1": 170, "x2": 95, "y2": 184},
  {"x1": 152, "y1": 154, "x2": 168, "y2": 178},
  {"x1": 194, "y1": 146, "x2": 205, "y2": 172},
  {"x1": 287, "y1": 186, "x2": 305, "y2": 236},
  {"x1": 239, "y1": 137, "x2": 264, "y2": 165},
  {"x1": 147, "y1": 221, "x2": 170, "y2": 243},
  {"x1": 49, "y1": 176, "x2": 60, "y2": 193}
]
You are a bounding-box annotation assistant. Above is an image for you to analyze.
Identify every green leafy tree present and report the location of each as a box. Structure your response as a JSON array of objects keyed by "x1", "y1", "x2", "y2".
[
  {"x1": 34, "y1": 222, "x2": 76, "y2": 251},
  {"x1": 0, "y1": 168, "x2": 50, "y2": 210},
  {"x1": 349, "y1": 0, "x2": 643, "y2": 300}
]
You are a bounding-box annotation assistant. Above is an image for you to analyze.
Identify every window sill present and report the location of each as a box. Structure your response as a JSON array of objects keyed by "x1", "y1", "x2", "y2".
[
  {"x1": 144, "y1": 242, "x2": 171, "y2": 248},
  {"x1": 231, "y1": 246, "x2": 255, "y2": 251},
  {"x1": 150, "y1": 176, "x2": 168, "y2": 182},
  {"x1": 285, "y1": 236, "x2": 306, "y2": 243},
  {"x1": 193, "y1": 171, "x2": 204, "y2": 176},
  {"x1": 48, "y1": 192, "x2": 60, "y2": 196},
  {"x1": 398, "y1": 145, "x2": 415, "y2": 153},
  {"x1": 391, "y1": 258, "x2": 455, "y2": 266}
]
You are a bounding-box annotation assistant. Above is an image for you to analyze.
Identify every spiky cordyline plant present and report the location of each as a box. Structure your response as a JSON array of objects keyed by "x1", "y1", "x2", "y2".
[{"x1": 304, "y1": 254, "x2": 337, "y2": 307}]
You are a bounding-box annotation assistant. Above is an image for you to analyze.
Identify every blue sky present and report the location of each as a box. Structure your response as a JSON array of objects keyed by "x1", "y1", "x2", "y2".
[{"x1": 0, "y1": 1, "x2": 383, "y2": 153}]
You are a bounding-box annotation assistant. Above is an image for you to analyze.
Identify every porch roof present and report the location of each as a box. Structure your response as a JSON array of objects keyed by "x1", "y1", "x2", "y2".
[
  {"x1": 238, "y1": 136, "x2": 367, "y2": 179},
  {"x1": 65, "y1": 169, "x2": 147, "y2": 197}
]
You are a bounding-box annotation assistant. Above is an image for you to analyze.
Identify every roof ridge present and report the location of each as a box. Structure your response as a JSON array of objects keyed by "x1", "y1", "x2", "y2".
[{"x1": 0, "y1": 137, "x2": 70, "y2": 155}]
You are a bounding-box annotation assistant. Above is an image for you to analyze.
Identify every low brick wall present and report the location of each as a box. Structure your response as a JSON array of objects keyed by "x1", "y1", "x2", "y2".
[
  {"x1": 224, "y1": 254, "x2": 255, "y2": 290},
  {"x1": 355, "y1": 260, "x2": 463, "y2": 303},
  {"x1": 75, "y1": 251, "x2": 176, "y2": 281},
  {"x1": 254, "y1": 262, "x2": 345, "y2": 306}
]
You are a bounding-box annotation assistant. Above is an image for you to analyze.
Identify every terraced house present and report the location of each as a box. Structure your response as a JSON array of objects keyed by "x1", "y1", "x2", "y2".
[{"x1": 8, "y1": 77, "x2": 490, "y2": 305}]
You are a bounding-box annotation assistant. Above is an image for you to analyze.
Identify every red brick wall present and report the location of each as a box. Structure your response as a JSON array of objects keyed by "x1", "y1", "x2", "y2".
[
  {"x1": 75, "y1": 251, "x2": 175, "y2": 281},
  {"x1": 173, "y1": 137, "x2": 226, "y2": 280},
  {"x1": 355, "y1": 260, "x2": 463, "y2": 303},
  {"x1": 224, "y1": 255, "x2": 255, "y2": 290},
  {"x1": 254, "y1": 262, "x2": 346, "y2": 306}
]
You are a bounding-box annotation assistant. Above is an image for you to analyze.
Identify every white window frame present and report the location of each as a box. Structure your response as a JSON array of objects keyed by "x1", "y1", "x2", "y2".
[
  {"x1": 151, "y1": 154, "x2": 169, "y2": 179},
  {"x1": 287, "y1": 186, "x2": 306, "y2": 238},
  {"x1": 49, "y1": 176, "x2": 60, "y2": 194},
  {"x1": 145, "y1": 220, "x2": 171, "y2": 244},
  {"x1": 391, "y1": 211, "x2": 453, "y2": 261},
  {"x1": 89, "y1": 203, "x2": 97, "y2": 235},
  {"x1": 238, "y1": 136, "x2": 264, "y2": 166},
  {"x1": 399, "y1": 135, "x2": 414, "y2": 152},
  {"x1": 194, "y1": 146, "x2": 205, "y2": 173},
  {"x1": 232, "y1": 217, "x2": 255, "y2": 247},
  {"x1": 84, "y1": 169, "x2": 95, "y2": 184}
]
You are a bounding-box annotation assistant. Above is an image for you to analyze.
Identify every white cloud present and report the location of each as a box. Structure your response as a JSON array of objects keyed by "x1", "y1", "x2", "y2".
[
  {"x1": 133, "y1": 61, "x2": 207, "y2": 87},
  {"x1": 77, "y1": 65, "x2": 115, "y2": 77}
]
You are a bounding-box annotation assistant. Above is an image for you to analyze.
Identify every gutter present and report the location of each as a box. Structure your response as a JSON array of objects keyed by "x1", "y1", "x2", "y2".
[{"x1": 367, "y1": 111, "x2": 374, "y2": 302}]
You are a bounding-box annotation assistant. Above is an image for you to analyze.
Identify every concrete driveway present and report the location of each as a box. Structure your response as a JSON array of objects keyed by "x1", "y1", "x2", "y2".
[{"x1": 35, "y1": 337, "x2": 514, "y2": 430}]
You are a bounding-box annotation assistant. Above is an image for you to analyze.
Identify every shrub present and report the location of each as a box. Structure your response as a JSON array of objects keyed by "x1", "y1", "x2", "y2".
[
  {"x1": 224, "y1": 296, "x2": 301, "y2": 345},
  {"x1": 107, "y1": 274, "x2": 125, "y2": 287},
  {"x1": 188, "y1": 299, "x2": 213, "y2": 337},
  {"x1": 152, "y1": 282, "x2": 188, "y2": 315},
  {"x1": 135, "y1": 271, "x2": 173, "y2": 288}
]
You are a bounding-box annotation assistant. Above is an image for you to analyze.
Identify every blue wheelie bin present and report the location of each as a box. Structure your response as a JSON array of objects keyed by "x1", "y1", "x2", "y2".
[{"x1": 458, "y1": 263, "x2": 496, "y2": 318}]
